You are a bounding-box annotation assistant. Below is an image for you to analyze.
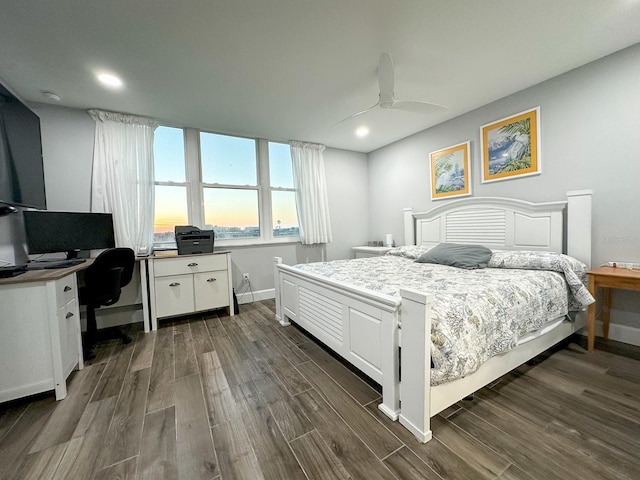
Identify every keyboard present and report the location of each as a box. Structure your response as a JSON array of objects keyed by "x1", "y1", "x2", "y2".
[{"x1": 26, "y1": 259, "x2": 87, "y2": 270}]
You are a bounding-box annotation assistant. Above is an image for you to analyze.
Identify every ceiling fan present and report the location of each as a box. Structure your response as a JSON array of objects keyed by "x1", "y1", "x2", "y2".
[{"x1": 334, "y1": 52, "x2": 448, "y2": 126}]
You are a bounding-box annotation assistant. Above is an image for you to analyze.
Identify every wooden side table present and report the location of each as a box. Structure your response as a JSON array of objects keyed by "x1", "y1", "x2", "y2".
[{"x1": 587, "y1": 266, "x2": 640, "y2": 351}]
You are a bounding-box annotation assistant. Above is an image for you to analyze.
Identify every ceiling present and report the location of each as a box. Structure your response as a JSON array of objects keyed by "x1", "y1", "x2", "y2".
[{"x1": 1, "y1": 1, "x2": 640, "y2": 153}]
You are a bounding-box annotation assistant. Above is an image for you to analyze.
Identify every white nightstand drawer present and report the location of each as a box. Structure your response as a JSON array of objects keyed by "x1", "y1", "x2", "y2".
[{"x1": 153, "y1": 254, "x2": 227, "y2": 277}]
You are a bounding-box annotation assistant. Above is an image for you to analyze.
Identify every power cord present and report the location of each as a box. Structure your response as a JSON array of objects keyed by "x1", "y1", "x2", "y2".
[{"x1": 236, "y1": 278, "x2": 254, "y2": 304}]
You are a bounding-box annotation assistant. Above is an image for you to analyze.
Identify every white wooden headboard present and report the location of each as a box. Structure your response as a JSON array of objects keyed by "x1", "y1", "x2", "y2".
[{"x1": 404, "y1": 191, "x2": 592, "y2": 267}]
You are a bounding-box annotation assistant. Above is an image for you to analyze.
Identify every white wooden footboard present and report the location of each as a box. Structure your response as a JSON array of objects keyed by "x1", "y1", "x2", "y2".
[{"x1": 274, "y1": 256, "x2": 411, "y2": 420}]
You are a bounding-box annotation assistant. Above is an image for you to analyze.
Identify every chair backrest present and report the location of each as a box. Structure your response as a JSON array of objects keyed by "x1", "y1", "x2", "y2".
[{"x1": 83, "y1": 247, "x2": 135, "y2": 307}]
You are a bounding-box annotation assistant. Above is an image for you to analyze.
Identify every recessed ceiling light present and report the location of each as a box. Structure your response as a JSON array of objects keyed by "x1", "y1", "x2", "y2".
[
  {"x1": 97, "y1": 73, "x2": 124, "y2": 89},
  {"x1": 41, "y1": 91, "x2": 61, "y2": 101},
  {"x1": 355, "y1": 126, "x2": 369, "y2": 137}
]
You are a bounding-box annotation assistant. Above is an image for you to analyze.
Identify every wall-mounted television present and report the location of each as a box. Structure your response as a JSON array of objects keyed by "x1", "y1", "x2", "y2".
[{"x1": 0, "y1": 79, "x2": 46, "y2": 210}]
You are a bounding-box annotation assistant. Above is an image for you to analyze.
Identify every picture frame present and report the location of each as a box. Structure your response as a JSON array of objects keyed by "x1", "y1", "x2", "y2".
[
  {"x1": 429, "y1": 141, "x2": 471, "y2": 200},
  {"x1": 480, "y1": 106, "x2": 540, "y2": 183}
]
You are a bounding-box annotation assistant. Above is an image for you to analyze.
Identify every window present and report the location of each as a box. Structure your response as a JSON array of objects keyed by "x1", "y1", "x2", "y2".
[
  {"x1": 269, "y1": 142, "x2": 299, "y2": 238},
  {"x1": 201, "y1": 133, "x2": 260, "y2": 239},
  {"x1": 153, "y1": 127, "x2": 298, "y2": 245},
  {"x1": 153, "y1": 126, "x2": 189, "y2": 246}
]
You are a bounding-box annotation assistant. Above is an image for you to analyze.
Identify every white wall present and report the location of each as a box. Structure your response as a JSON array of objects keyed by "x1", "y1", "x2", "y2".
[{"x1": 368, "y1": 43, "x2": 640, "y2": 332}]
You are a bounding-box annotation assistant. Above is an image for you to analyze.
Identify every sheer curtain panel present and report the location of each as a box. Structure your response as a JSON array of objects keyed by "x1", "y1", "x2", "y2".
[
  {"x1": 290, "y1": 141, "x2": 333, "y2": 245},
  {"x1": 89, "y1": 110, "x2": 158, "y2": 256}
]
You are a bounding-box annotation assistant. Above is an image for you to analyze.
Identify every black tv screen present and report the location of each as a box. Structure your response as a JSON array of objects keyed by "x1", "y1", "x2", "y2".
[
  {"x1": 0, "y1": 81, "x2": 46, "y2": 209},
  {"x1": 23, "y1": 211, "x2": 115, "y2": 258}
]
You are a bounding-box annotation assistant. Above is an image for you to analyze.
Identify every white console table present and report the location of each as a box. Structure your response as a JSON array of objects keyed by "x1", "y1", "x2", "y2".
[
  {"x1": 142, "y1": 251, "x2": 234, "y2": 331},
  {"x1": 0, "y1": 263, "x2": 87, "y2": 403}
]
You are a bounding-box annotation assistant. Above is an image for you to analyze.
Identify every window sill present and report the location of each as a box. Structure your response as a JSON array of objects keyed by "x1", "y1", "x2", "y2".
[{"x1": 153, "y1": 237, "x2": 301, "y2": 252}]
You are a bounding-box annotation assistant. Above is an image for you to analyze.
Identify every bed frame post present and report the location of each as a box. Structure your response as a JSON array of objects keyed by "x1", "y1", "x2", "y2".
[
  {"x1": 273, "y1": 257, "x2": 289, "y2": 326},
  {"x1": 378, "y1": 309, "x2": 401, "y2": 420},
  {"x1": 398, "y1": 288, "x2": 433, "y2": 443},
  {"x1": 566, "y1": 190, "x2": 593, "y2": 269},
  {"x1": 403, "y1": 207, "x2": 415, "y2": 246}
]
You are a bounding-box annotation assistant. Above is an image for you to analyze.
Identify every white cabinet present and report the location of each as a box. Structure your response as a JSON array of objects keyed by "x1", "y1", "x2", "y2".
[
  {"x1": 0, "y1": 270, "x2": 84, "y2": 403},
  {"x1": 147, "y1": 252, "x2": 233, "y2": 330}
]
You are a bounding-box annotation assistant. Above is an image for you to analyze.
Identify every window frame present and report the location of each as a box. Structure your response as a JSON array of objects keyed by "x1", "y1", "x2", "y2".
[{"x1": 153, "y1": 127, "x2": 299, "y2": 248}]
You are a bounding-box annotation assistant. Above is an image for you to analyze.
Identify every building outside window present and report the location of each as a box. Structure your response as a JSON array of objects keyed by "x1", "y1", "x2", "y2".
[{"x1": 153, "y1": 126, "x2": 298, "y2": 246}]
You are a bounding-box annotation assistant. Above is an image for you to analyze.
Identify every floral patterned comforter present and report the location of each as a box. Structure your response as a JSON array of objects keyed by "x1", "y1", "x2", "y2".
[{"x1": 293, "y1": 248, "x2": 594, "y2": 385}]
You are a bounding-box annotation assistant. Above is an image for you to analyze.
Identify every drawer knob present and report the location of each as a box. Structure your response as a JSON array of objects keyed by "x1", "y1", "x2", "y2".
[
  {"x1": 65, "y1": 312, "x2": 74, "y2": 319},
  {"x1": 187, "y1": 262, "x2": 198, "y2": 267},
  {"x1": 63, "y1": 286, "x2": 72, "y2": 292},
  {"x1": 207, "y1": 278, "x2": 217, "y2": 282},
  {"x1": 169, "y1": 282, "x2": 181, "y2": 287}
]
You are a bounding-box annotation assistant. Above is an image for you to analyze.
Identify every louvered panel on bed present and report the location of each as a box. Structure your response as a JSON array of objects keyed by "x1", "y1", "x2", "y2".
[
  {"x1": 445, "y1": 209, "x2": 506, "y2": 245},
  {"x1": 299, "y1": 287, "x2": 344, "y2": 342}
]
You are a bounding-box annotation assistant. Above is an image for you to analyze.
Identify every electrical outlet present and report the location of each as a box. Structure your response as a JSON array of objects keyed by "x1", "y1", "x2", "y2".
[
  {"x1": 242, "y1": 273, "x2": 250, "y2": 282},
  {"x1": 607, "y1": 261, "x2": 640, "y2": 269}
]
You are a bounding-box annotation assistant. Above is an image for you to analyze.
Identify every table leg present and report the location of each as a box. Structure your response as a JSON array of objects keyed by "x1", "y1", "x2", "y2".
[
  {"x1": 602, "y1": 287, "x2": 611, "y2": 340},
  {"x1": 587, "y1": 276, "x2": 596, "y2": 351}
]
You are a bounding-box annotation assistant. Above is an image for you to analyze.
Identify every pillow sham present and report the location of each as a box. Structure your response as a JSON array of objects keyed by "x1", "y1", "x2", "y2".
[
  {"x1": 415, "y1": 242, "x2": 492, "y2": 269},
  {"x1": 487, "y1": 249, "x2": 595, "y2": 309}
]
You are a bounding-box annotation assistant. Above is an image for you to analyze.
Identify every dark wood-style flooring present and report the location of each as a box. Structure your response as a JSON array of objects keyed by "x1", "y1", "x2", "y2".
[{"x1": 1, "y1": 299, "x2": 639, "y2": 480}]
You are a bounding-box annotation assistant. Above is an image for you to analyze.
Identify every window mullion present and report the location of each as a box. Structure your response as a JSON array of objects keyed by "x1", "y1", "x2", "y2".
[
  {"x1": 184, "y1": 128, "x2": 203, "y2": 227},
  {"x1": 257, "y1": 138, "x2": 272, "y2": 240}
]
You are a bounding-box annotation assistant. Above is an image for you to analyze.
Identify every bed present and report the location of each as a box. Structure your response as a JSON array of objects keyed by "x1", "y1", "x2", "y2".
[{"x1": 273, "y1": 191, "x2": 593, "y2": 442}]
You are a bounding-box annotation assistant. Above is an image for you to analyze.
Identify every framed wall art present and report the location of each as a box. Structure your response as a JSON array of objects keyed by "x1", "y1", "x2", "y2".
[
  {"x1": 480, "y1": 107, "x2": 540, "y2": 183},
  {"x1": 429, "y1": 141, "x2": 471, "y2": 200}
]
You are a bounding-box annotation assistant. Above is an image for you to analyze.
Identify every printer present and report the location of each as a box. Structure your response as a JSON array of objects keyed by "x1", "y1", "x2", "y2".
[{"x1": 175, "y1": 226, "x2": 215, "y2": 255}]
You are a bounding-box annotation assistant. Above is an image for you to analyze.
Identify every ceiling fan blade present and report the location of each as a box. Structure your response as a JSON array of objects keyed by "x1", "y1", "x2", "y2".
[
  {"x1": 378, "y1": 53, "x2": 394, "y2": 100},
  {"x1": 392, "y1": 100, "x2": 449, "y2": 114},
  {"x1": 331, "y1": 102, "x2": 379, "y2": 127}
]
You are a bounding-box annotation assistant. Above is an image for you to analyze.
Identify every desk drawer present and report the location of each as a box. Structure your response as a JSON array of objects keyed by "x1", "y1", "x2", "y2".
[
  {"x1": 153, "y1": 255, "x2": 227, "y2": 277},
  {"x1": 54, "y1": 275, "x2": 77, "y2": 307}
]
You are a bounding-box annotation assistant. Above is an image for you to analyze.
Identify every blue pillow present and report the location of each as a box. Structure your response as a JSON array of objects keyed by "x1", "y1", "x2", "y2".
[{"x1": 415, "y1": 243, "x2": 492, "y2": 269}]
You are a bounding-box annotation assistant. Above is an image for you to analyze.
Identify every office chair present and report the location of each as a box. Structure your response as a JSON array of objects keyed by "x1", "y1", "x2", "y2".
[{"x1": 79, "y1": 247, "x2": 135, "y2": 359}]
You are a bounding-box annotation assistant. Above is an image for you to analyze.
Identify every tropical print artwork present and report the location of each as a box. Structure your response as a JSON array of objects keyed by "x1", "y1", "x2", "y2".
[
  {"x1": 429, "y1": 141, "x2": 471, "y2": 200},
  {"x1": 481, "y1": 107, "x2": 540, "y2": 182}
]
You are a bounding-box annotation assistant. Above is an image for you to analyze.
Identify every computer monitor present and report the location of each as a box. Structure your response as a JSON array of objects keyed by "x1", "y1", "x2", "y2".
[{"x1": 23, "y1": 211, "x2": 116, "y2": 259}]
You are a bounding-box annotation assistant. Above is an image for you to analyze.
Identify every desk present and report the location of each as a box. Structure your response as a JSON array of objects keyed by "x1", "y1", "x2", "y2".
[
  {"x1": 587, "y1": 266, "x2": 640, "y2": 351},
  {"x1": 0, "y1": 261, "x2": 90, "y2": 402}
]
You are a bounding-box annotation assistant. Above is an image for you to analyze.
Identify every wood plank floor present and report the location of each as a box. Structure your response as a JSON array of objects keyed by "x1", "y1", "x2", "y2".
[{"x1": 1, "y1": 300, "x2": 639, "y2": 480}]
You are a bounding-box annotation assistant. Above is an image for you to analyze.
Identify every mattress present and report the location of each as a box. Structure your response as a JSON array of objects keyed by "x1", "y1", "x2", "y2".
[{"x1": 294, "y1": 249, "x2": 593, "y2": 385}]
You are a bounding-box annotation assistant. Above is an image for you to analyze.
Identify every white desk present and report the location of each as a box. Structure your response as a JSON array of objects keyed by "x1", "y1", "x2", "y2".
[{"x1": 0, "y1": 262, "x2": 87, "y2": 402}]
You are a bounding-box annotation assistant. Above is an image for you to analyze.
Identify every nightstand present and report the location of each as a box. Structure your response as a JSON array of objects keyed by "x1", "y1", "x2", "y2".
[
  {"x1": 352, "y1": 246, "x2": 393, "y2": 258},
  {"x1": 587, "y1": 266, "x2": 640, "y2": 351}
]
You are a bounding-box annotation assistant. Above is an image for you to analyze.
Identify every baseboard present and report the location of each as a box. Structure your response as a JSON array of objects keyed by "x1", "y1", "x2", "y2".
[
  {"x1": 578, "y1": 320, "x2": 640, "y2": 347},
  {"x1": 236, "y1": 288, "x2": 275, "y2": 305}
]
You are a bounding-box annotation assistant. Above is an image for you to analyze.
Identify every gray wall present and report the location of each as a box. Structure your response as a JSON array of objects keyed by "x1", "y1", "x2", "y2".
[{"x1": 368, "y1": 43, "x2": 640, "y2": 331}]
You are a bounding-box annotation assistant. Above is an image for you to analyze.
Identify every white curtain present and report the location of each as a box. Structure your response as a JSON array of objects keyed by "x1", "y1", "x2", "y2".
[
  {"x1": 290, "y1": 141, "x2": 332, "y2": 245},
  {"x1": 89, "y1": 109, "x2": 158, "y2": 255}
]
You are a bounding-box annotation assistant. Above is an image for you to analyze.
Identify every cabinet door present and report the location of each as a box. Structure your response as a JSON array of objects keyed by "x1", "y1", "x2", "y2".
[
  {"x1": 194, "y1": 270, "x2": 229, "y2": 312},
  {"x1": 154, "y1": 274, "x2": 195, "y2": 318},
  {"x1": 58, "y1": 299, "x2": 80, "y2": 377}
]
